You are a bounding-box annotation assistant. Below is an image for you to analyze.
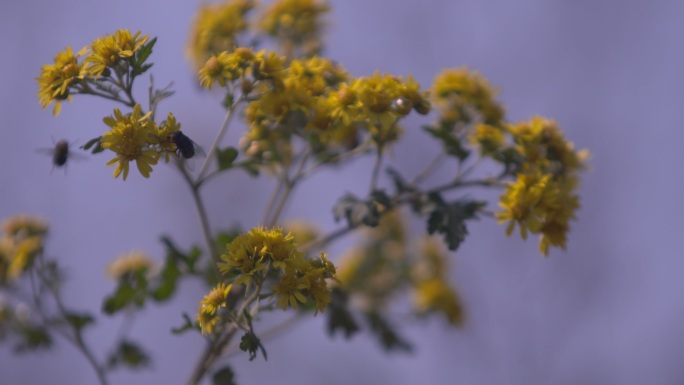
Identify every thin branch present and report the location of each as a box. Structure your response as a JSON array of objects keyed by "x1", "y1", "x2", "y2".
[{"x1": 198, "y1": 104, "x2": 238, "y2": 181}]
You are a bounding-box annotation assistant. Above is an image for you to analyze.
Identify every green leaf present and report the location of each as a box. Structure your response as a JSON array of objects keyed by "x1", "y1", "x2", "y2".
[
  {"x1": 238, "y1": 161, "x2": 260, "y2": 177},
  {"x1": 64, "y1": 312, "x2": 95, "y2": 332},
  {"x1": 326, "y1": 288, "x2": 359, "y2": 339},
  {"x1": 422, "y1": 126, "x2": 470, "y2": 161},
  {"x1": 171, "y1": 313, "x2": 196, "y2": 335},
  {"x1": 427, "y1": 199, "x2": 486, "y2": 251},
  {"x1": 80, "y1": 137, "x2": 105, "y2": 154},
  {"x1": 365, "y1": 311, "x2": 412, "y2": 353},
  {"x1": 102, "y1": 272, "x2": 148, "y2": 315},
  {"x1": 213, "y1": 366, "x2": 236, "y2": 385},
  {"x1": 13, "y1": 326, "x2": 52, "y2": 353},
  {"x1": 134, "y1": 37, "x2": 157, "y2": 67},
  {"x1": 239, "y1": 332, "x2": 267, "y2": 361},
  {"x1": 216, "y1": 147, "x2": 239, "y2": 171},
  {"x1": 333, "y1": 190, "x2": 392, "y2": 228},
  {"x1": 132, "y1": 63, "x2": 154, "y2": 77},
  {"x1": 107, "y1": 340, "x2": 151, "y2": 370}
]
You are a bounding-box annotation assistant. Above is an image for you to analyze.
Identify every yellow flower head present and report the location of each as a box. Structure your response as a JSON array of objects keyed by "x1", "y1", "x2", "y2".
[
  {"x1": 469, "y1": 123, "x2": 506, "y2": 156},
  {"x1": 187, "y1": 0, "x2": 255, "y2": 70},
  {"x1": 107, "y1": 250, "x2": 156, "y2": 280},
  {"x1": 197, "y1": 283, "x2": 233, "y2": 334},
  {"x1": 259, "y1": 0, "x2": 330, "y2": 57},
  {"x1": 100, "y1": 104, "x2": 160, "y2": 180},
  {"x1": 152, "y1": 113, "x2": 182, "y2": 163},
  {"x1": 432, "y1": 67, "x2": 505, "y2": 126},
  {"x1": 36, "y1": 46, "x2": 88, "y2": 115},
  {"x1": 272, "y1": 268, "x2": 309, "y2": 310},
  {"x1": 86, "y1": 29, "x2": 149, "y2": 77},
  {"x1": 6, "y1": 237, "x2": 43, "y2": 282},
  {"x1": 413, "y1": 278, "x2": 463, "y2": 326},
  {"x1": 218, "y1": 227, "x2": 299, "y2": 285},
  {"x1": 2, "y1": 215, "x2": 49, "y2": 239}
]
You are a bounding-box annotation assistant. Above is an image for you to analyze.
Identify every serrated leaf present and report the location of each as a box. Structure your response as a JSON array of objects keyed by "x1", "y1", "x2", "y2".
[
  {"x1": 213, "y1": 366, "x2": 236, "y2": 385},
  {"x1": 426, "y1": 199, "x2": 486, "y2": 251},
  {"x1": 216, "y1": 147, "x2": 239, "y2": 171},
  {"x1": 239, "y1": 332, "x2": 267, "y2": 361}
]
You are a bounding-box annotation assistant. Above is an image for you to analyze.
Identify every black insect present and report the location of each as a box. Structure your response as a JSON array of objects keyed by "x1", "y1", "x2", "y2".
[
  {"x1": 37, "y1": 139, "x2": 84, "y2": 171},
  {"x1": 52, "y1": 140, "x2": 70, "y2": 167},
  {"x1": 171, "y1": 131, "x2": 196, "y2": 159}
]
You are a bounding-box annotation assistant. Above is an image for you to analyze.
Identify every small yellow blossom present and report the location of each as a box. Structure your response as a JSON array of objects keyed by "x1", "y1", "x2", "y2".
[
  {"x1": 6, "y1": 237, "x2": 43, "y2": 281},
  {"x1": 432, "y1": 67, "x2": 505, "y2": 126},
  {"x1": 196, "y1": 282, "x2": 233, "y2": 334},
  {"x1": 469, "y1": 123, "x2": 506, "y2": 156},
  {"x1": 107, "y1": 250, "x2": 156, "y2": 280},
  {"x1": 413, "y1": 278, "x2": 463, "y2": 326},
  {"x1": 272, "y1": 269, "x2": 309, "y2": 310},
  {"x1": 187, "y1": 0, "x2": 255, "y2": 70},
  {"x1": 153, "y1": 113, "x2": 182, "y2": 163},
  {"x1": 100, "y1": 104, "x2": 160, "y2": 180},
  {"x1": 86, "y1": 29, "x2": 149, "y2": 77},
  {"x1": 2, "y1": 215, "x2": 49, "y2": 238},
  {"x1": 36, "y1": 46, "x2": 88, "y2": 115},
  {"x1": 218, "y1": 227, "x2": 299, "y2": 285},
  {"x1": 259, "y1": 0, "x2": 330, "y2": 57}
]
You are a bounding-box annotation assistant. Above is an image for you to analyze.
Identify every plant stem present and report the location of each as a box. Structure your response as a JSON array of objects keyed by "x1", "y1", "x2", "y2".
[
  {"x1": 179, "y1": 165, "x2": 220, "y2": 265},
  {"x1": 266, "y1": 150, "x2": 310, "y2": 227},
  {"x1": 198, "y1": 105, "x2": 238, "y2": 181},
  {"x1": 369, "y1": 147, "x2": 383, "y2": 193}
]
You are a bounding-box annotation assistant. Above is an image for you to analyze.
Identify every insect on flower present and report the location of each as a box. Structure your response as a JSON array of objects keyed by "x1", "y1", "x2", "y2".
[{"x1": 169, "y1": 131, "x2": 205, "y2": 170}]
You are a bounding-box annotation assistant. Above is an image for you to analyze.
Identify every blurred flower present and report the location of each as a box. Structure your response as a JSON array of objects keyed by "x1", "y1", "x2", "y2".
[
  {"x1": 187, "y1": 0, "x2": 255, "y2": 70},
  {"x1": 107, "y1": 250, "x2": 156, "y2": 280},
  {"x1": 259, "y1": 0, "x2": 330, "y2": 57}
]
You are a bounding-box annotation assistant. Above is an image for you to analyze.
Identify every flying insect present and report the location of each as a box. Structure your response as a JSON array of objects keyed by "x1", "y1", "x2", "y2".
[{"x1": 37, "y1": 139, "x2": 85, "y2": 171}]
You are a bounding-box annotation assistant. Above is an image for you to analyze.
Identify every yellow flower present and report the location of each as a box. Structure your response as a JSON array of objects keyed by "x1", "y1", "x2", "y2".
[
  {"x1": 36, "y1": 46, "x2": 88, "y2": 115},
  {"x1": 153, "y1": 113, "x2": 182, "y2": 163},
  {"x1": 259, "y1": 0, "x2": 330, "y2": 57},
  {"x1": 469, "y1": 123, "x2": 506, "y2": 156},
  {"x1": 272, "y1": 269, "x2": 308, "y2": 310},
  {"x1": 218, "y1": 227, "x2": 299, "y2": 285},
  {"x1": 107, "y1": 250, "x2": 156, "y2": 280},
  {"x1": 2, "y1": 215, "x2": 48, "y2": 238},
  {"x1": 197, "y1": 283, "x2": 233, "y2": 334},
  {"x1": 413, "y1": 278, "x2": 463, "y2": 326},
  {"x1": 432, "y1": 67, "x2": 505, "y2": 126},
  {"x1": 187, "y1": 0, "x2": 255, "y2": 70},
  {"x1": 100, "y1": 104, "x2": 160, "y2": 180},
  {"x1": 6, "y1": 237, "x2": 43, "y2": 281},
  {"x1": 86, "y1": 29, "x2": 149, "y2": 77}
]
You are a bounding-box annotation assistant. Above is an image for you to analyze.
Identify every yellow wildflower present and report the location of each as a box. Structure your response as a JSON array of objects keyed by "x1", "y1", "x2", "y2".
[
  {"x1": 153, "y1": 113, "x2": 182, "y2": 163},
  {"x1": 100, "y1": 104, "x2": 160, "y2": 180},
  {"x1": 6, "y1": 237, "x2": 43, "y2": 281},
  {"x1": 197, "y1": 283, "x2": 233, "y2": 334},
  {"x1": 469, "y1": 123, "x2": 506, "y2": 156},
  {"x1": 413, "y1": 278, "x2": 463, "y2": 326},
  {"x1": 432, "y1": 67, "x2": 505, "y2": 126},
  {"x1": 2, "y1": 215, "x2": 48, "y2": 238},
  {"x1": 107, "y1": 250, "x2": 156, "y2": 280},
  {"x1": 259, "y1": 0, "x2": 330, "y2": 57},
  {"x1": 218, "y1": 227, "x2": 299, "y2": 285},
  {"x1": 272, "y1": 269, "x2": 309, "y2": 310},
  {"x1": 36, "y1": 46, "x2": 88, "y2": 115},
  {"x1": 187, "y1": 0, "x2": 255, "y2": 70},
  {"x1": 86, "y1": 29, "x2": 149, "y2": 77}
]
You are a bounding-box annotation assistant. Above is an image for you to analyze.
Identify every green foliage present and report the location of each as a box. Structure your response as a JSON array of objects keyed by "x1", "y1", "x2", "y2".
[
  {"x1": 212, "y1": 366, "x2": 236, "y2": 385},
  {"x1": 333, "y1": 190, "x2": 392, "y2": 228},
  {"x1": 239, "y1": 332, "x2": 267, "y2": 361},
  {"x1": 102, "y1": 271, "x2": 148, "y2": 315},
  {"x1": 81, "y1": 137, "x2": 105, "y2": 154},
  {"x1": 423, "y1": 124, "x2": 470, "y2": 161},
  {"x1": 107, "y1": 340, "x2": 151, "y2": 370},
  {"x1": 326, "y1": 288, "x2": 359, "y2": 339},
  {"x1": 216, "y1": 147, "x2": 239, "y2": 171},
  {"x1": 131, "y1": 37, "x2": 157, "y2": 77},
  {"x1": 425, "y1": 195, "x2": 486, "y2": 251},
  {"x1": 63, "y1": 312, "x2": 95, "y2": 332},
  {"x1": 13, "y1": 326, "x2": 52, "y2": 353},
  {"x1": 364, "y1": 311, "x2": 412, "y2": 353}
]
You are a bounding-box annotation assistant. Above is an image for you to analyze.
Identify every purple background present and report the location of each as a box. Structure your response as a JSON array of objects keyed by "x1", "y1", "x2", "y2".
[{"x1": 1, "y1": 0, "x2": 683, "y2": 384}]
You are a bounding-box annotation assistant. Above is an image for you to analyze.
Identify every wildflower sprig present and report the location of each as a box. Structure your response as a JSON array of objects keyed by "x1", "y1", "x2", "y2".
[{"x1": 25, "y1": 1, "x2": 589, "y2": 384}]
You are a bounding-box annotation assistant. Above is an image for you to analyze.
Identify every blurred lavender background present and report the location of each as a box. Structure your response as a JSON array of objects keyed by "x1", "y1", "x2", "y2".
[{"x1": 1, "y1": 0, "x2": 683, "y2": 384}]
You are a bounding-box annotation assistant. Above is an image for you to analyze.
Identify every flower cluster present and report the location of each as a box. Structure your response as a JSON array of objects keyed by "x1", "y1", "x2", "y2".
[
  {"x1": 432, "y1": 67, "x2": 505, "y2": 128},
  {"x1": 106, "y1": 250, "x2": 156, "y2": 281},
  {"x1": 259, "y1": 0, "x2": 330, "y2": 57},
  {"x1": 0, "y1": 216, "x2": 48, "y2": 283},
  {"x1": 187, "y1": 0, "x2": 255, "y2": 70},
  {"x1": 36, "y1": 29, "x2": 150, "y2": 115},
  {"x1": 196, "y1": 227, "x2": 335, "y2": 335},
  {"x1": 411, "y1": 239, "x2": 463, "y2": 325},
  {"x1": 496, "y1": 117, "x2": 588, "y2": 255}
]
